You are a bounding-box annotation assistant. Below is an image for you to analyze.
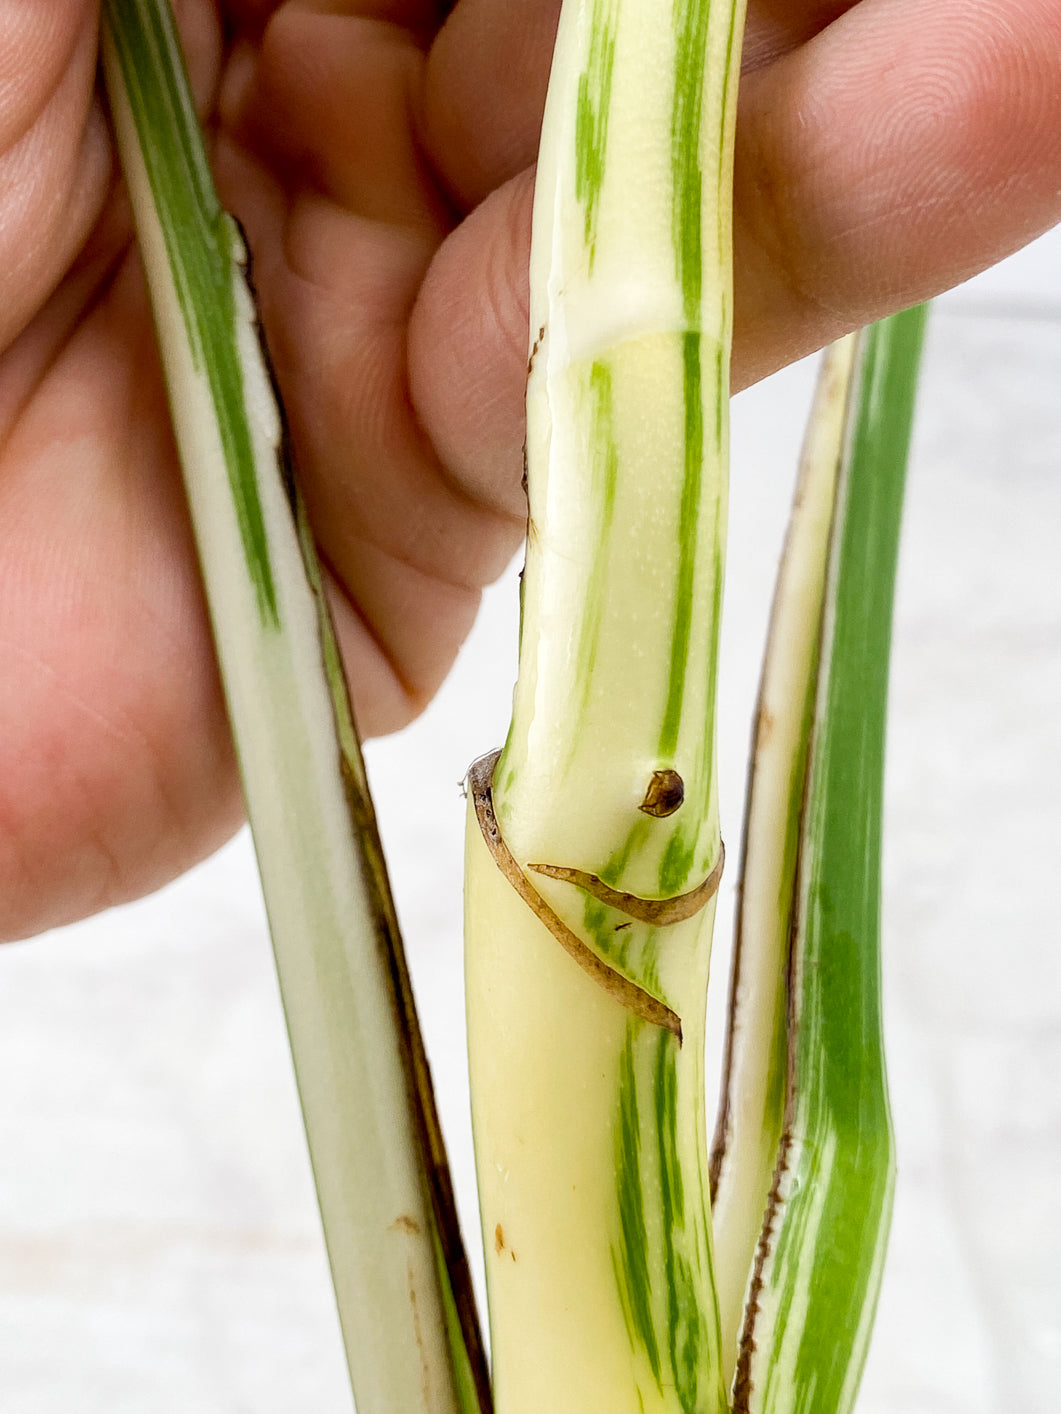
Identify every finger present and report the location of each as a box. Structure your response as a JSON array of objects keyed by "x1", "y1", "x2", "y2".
[
  {"x1": 418, "y1": 0, "x2": 857, "y2": 211},
  {"x1": 733, "y1": 0, "x2": 1061, "y2": 383},
  {"x1": 408, "y1": 169, "x2": 533, "y2": 521},
  {"x1": 408, "y1": 0, "x2": 1061, "y2": 516},
  {"x1": 419, "y1": 0, "x2": 558, "y2": 210},
  {"x1": 227, "y1": 4, "x2": 450, "y2": 228},
  {"x1": 223, "y1": 0, "x2": 445, "y2": 44},
  {"x1": 742, "y1": 0, "x2": 857, "y2": 70}
]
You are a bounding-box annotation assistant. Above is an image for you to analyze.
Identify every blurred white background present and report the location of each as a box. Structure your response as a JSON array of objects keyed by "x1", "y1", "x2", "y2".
[{"x1": 1, "y1": 227, "x2": 1058, "y2": 1412}]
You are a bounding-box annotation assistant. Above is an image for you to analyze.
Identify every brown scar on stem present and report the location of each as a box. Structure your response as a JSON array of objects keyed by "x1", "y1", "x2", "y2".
[
  {"x1": 390, "y1": 1214, "x2": 422, "y2": 1236},
  {"x1": 527, "y1": 323, "x2": 546, "y2": 375},
  {"x1": 640, "y1": 768, "x2": 685, "y2": 817},
  {"x1": 528, "y1": 842, "x2": 724, "y2": 927},
  {"x1": 406, "y1": 1258, "x2": 431, "y2": 1409},
  {"x1": 468, "y1": 750, "x2": 682, "y2": 1042},
  {"x1": 494, "y1": 1224, "x2": 517, "y2": 1261},
  {"x1": 756, "y1": 706, "x2": 776, "y2": 747}
]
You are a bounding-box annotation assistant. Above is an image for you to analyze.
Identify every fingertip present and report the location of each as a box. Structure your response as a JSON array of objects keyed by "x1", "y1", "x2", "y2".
[
  {"x1": 419, "y1": 0, "x2": 558, "y2": 210},
  {"x1": 326, "y1": 562, "x2": 482, "y2": 740},
  {"x1": 408, "y1": 168, "x2": 534, "y2": 522},
  {"x1": 732, "y1": 0, "x2": 1061, "y2": 387}
]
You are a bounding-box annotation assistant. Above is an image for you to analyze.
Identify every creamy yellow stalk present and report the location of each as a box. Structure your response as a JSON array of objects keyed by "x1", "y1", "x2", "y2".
[{"x1": 465, "y1": 1, "x2": 747, "y2": 1410}]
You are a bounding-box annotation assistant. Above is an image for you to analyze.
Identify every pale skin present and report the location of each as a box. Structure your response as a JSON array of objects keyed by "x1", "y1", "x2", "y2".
[{"x1": 0, "y1": 0, "x2": 1059, "y2": 939}]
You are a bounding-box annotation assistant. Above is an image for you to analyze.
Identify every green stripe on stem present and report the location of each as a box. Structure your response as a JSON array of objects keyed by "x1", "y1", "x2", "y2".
[{"x1": 576, "y1": 0, "x2": 619, "y2": 263}]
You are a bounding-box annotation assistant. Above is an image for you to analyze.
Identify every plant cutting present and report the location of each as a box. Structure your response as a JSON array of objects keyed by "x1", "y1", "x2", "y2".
[
  {"x1": 464, "y1": 0, "x2": 746, "y2": 1408},
  {"x1": 100, "y1": 4, "x2": 489, "y2": 1412},
  {"x1": 102, "y1": 0, "x2": 926, "y2": 1410},
  {"x1": 462, "y1": 0, "x2": 927, "y2": 1405},
  {"x1": 711, "y1": 308, "x2": 926, "y2": 1413}
]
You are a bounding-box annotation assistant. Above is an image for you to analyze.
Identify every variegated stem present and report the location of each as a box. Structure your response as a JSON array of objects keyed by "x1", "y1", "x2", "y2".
[
  {"x1": 465, "y1": 1, "x2": 746, "y2": 1411},
  {"x1": 718, "y1": 308, "x2": 928, "y2": 1414},
  {"x1": 100, "y1": 5, "x2": 489, "y2": 1412},
  {"x1": 708, "y1": 334, "x2": 858, "y2": 1383}
]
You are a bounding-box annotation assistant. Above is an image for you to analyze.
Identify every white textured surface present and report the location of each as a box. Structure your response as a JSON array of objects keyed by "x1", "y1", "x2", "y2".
[{"x1": 1, "y1": 229, "x2": 1059, "y2": 1409}]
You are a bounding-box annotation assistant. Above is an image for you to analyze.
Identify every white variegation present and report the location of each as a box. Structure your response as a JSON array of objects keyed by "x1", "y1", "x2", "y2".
[{"x1": 101, "y1": 5, "x2": 488, "y2": 1413}]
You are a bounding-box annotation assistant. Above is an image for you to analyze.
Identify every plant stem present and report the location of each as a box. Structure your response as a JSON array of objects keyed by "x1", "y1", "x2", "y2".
[
  {"x1": 100, "y1": 5, "x2": 489, "y2": 1410},
  {"x1": 708, "y1": 334, "x2": 858, "y2": 1382},
  {"x1": 719, "y1": 308, "x2": 929, "y2": 1414},
  {"x1": 465, "y1": 1, "x2": 747, "y2": 1409}
]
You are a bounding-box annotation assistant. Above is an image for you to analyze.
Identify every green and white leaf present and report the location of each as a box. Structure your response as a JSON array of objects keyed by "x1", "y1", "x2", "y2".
[
  {"x1": 465, "y1": 1, "x2": 747, "y2": 1411},
  {"x1": 100, "y1": 5, "x2": 489, "y2": 1413},
  {"x1": 713, "y1": 308, "x2": 928, "y2": 1414},
  {"x1": 708, "y1": 334, "x2": 858, "y2": 1387}
]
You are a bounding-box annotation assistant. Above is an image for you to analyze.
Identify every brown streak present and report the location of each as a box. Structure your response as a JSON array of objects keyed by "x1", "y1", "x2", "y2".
[
  {"x1": 493, "y1": 1223, "x2": 517, "y2": 1261},
  {"x1": 406, "y1": 1258, "x2": 431, "y2": 1410},
  {"x1": 730, "y1": 601, "x2": 823, "y2": 1409},
  {"x1": 527, "y1": 323, "x2": 546, "y2": 375},
  {"x1": 527, "y1": 843, "x2": 724, "y2": 927},
  {"x1": 730, "y1": 1123, "x2": 795, "y2": 1413},
  {"x1": 468, "y1": 751, "x2": 682, "y2": 1042},
  {"x1": 335, "y1": 739, "x2": 494, "y2": 1411}
]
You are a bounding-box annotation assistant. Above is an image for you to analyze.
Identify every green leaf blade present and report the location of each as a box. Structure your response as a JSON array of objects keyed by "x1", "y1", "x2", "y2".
[{"x1": 733, "y1": 306, "x2": 928, "y2": 1414}]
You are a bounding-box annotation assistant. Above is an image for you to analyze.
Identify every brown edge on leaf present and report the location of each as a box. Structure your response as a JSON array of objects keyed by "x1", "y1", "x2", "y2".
[
  {"x1": 730, "y1": 1122, "x2": 795, "y2": 1413},
  {"x1": 527, "y1": 843, "x2": 724, "y2": 927},
  {"x1": 338, "y1": 745, "x2": 494, "y2": 1413},
  {"x1": 728, "y1": 819, "x2": 807, "y2": 1414},
  {"x1": 708, "y1": 336, "x2": 857, "y2": 1203},
  {"x1": 468, "y1": 751, "x2": 682, "y2": 1043},
  {"x1": 724, "y1": 335, "x2": 865, "y2": 1409},
  {"x1": 228, "y1": 218, "x2": 493, "y2": 1412},
  {"x1": 731, "y1": 830, "x2": 811, "y2": 1414}
]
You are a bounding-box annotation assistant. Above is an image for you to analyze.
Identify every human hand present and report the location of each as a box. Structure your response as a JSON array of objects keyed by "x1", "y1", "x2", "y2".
[{"x1": 1, "y1": 0, "x2": 1058, "y2": 939}]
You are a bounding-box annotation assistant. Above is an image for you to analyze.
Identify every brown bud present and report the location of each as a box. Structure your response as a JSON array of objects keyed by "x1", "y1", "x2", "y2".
[{"x1": 639, "y1": 769, "x2": 685, "y2": 818}]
